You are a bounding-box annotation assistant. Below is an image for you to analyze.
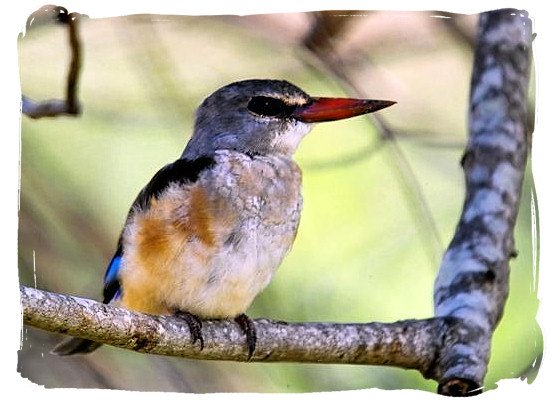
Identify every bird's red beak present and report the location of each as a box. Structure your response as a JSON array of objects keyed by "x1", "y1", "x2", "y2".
[{"x1": 292, "y1": 97, "x2": 396, "y2": 123}]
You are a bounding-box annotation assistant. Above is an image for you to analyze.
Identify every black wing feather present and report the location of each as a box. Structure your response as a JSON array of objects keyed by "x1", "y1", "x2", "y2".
[{"x1": 133, "y1": 156, "x2": 215, "y2": 211}]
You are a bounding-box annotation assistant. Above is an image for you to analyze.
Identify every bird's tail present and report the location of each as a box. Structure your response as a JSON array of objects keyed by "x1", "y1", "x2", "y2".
[{"x1": 51, "y1": 337, "x2": 102, "y2": 356}]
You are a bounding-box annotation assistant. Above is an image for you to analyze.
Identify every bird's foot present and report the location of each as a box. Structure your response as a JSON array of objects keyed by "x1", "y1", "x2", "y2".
[
  {"x1": 234, "y1": 313, "x2": 257, "y2": 360},
  {"x1": 174, "y1": 310, "x2": 204, "y2": 350}
]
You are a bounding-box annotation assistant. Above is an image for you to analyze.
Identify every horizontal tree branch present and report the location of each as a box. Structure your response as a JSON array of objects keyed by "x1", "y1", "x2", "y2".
[
  {"x1": 22, "y1": 96, "x2": 79, "y2": 119},
  {"x1": 22, "y1": 284, "x2": 459, "y2": 380}
]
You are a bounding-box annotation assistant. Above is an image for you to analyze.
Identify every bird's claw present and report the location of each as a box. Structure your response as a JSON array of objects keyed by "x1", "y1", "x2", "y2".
[
  {"x1": 234, "y1": 313, "x2": 257, "y2": 360},
  {"x1": 174, "y1": 310, "x2": 204, "y2": 350}
]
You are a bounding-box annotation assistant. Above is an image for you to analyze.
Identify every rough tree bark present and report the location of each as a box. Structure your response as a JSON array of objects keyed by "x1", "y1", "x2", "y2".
[
  {"x1": 433, "y1": 8, "x2": 532, "y2": 395},
  {"x1": 20, "y1": 8, "x2": 532, "y2": 396}
]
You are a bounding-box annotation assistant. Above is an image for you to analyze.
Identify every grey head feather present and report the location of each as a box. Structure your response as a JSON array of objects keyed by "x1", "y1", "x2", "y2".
[{"x1": 182, "y1": 79, "x2": 313, "y2": 159}]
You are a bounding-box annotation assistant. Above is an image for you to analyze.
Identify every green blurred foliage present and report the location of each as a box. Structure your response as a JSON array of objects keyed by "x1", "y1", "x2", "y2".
[{"x1": 18, "y1": 10, "x2": 540, "y2": 393}]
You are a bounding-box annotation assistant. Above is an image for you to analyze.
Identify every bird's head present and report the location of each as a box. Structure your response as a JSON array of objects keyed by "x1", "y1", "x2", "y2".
[{"x1": 183, "y1": 79, "x2": 395, "y2": 158}]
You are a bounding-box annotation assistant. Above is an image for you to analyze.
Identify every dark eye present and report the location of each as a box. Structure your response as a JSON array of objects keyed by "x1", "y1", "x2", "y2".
[{"x1": 247, "y1": 96, "x2": 296, "y2": 118}]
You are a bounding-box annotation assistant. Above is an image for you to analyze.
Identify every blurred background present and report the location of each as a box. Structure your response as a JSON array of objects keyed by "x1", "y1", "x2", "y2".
[{"x1": 17, "y1": 7, "x2": 540, "y2": 393}]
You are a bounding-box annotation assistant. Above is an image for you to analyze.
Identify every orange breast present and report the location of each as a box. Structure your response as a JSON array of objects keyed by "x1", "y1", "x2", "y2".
[{"x1": 119, "y1": 183, "x2": 233, "y2": 315}]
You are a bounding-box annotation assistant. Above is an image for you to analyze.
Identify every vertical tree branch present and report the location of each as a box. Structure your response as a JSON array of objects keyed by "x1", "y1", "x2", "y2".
[
  {"x1": 63, "y1": 9, "x2": 82, "y2": 114},
  {"x1": 433, "y1": 9, "x2": 532, "y2": 396}
]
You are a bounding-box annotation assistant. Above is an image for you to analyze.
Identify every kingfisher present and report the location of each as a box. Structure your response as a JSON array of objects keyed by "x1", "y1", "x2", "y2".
[{"x1": 52, "y1": 79, "x2": 395, "y2": 357}]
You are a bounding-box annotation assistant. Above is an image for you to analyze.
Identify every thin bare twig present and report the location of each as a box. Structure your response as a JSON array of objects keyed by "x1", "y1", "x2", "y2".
[
  {"x1": 22, "y1": 6, "x2": 82, "y2": 119},
  {"x1": 303, "y1": 140, "x2": 385, "y2": 171},
  {"x1": 391, "y1": 128, "x2": 466, "y2": 149},
  {"x1": 298, "y1": 20, "x2": 444, "y2": 265}
]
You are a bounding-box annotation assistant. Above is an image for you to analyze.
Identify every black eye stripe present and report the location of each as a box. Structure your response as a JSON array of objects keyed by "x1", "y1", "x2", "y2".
[{"x1": 247, "y1": 96, "x2": 297, "y2": 118}]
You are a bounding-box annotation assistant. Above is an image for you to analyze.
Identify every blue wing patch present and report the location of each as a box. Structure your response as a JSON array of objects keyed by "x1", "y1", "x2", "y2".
[
  {"x1": 105, "y1": 255, "x2": 121, "y2": 285},
  {"x1": 103, "y1": 250, "x2": 122, "y2": 303}
]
